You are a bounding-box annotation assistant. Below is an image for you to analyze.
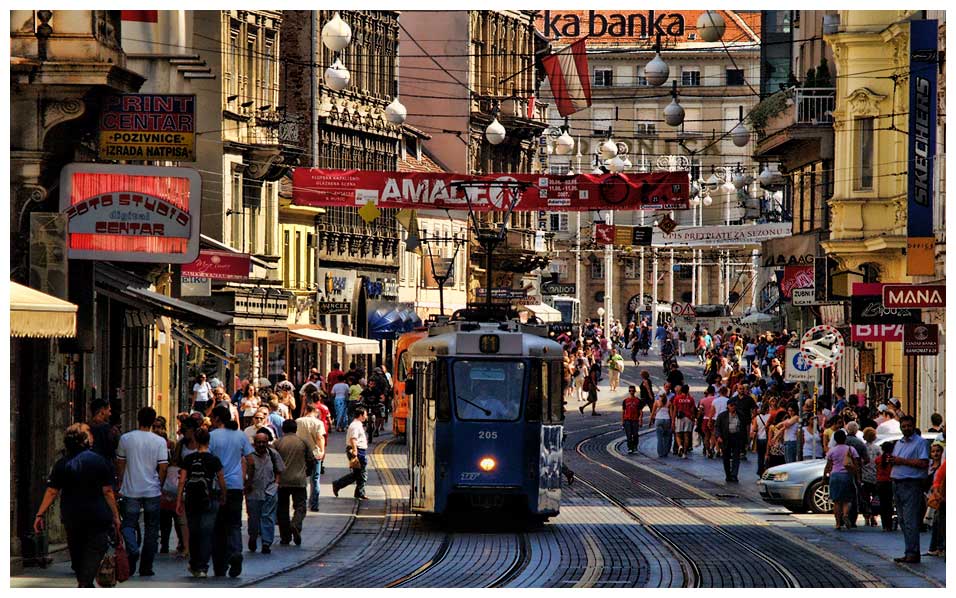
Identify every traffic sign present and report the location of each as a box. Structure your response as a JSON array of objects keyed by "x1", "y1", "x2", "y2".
[
  {"x1": 785, "y1": 348, "x2": 817, "y2": 382},
  {"x1": 800, "y1": 325, "x2": 845, "y2": 368}
]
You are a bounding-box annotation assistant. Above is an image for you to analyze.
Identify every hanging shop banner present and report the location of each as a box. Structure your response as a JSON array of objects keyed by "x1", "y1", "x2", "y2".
[
  {"x1": 850, "y1": 295, "x2": 921, "y2": 325},
  {"x1": 59, "y1": 163, "x2": 201, "y2": 263},
  {"x1": 852, "y1": 324, "x2": 904, "y2": 342},
  {"x1": 181, "y1": 250, "x2": 251, "y2": 281},
  {"x1": 882, "y1": 283, "x2": 945, "y2": 308},
  {"x1": 903, "y1": 323, "x2": 939, "y2": 355},
  {"x1": 906, "y1": 19, "x2": 938, "y2": 276},
  {"x1": 779, "y1": 264, "x2": 815, "y2": 300},
  {"x1": 652, "y1": 222, "x2": 791, "y2": 247},
  {"x1": 761, "y1": 232, "x2": 819, "y2": 267},
  {"x1": 631, "y1": 226, "x2": 653, "y2": 246},
  {"x1": 292, "y1": 169, "x2": 689, "y2": 212},
  {"x1": 98, "y1": 94, "x2": 196, "y2": 161},
  {"x1": 318, "y1": 268, "x2": 357, "y2": 303},
  {"x1": 593, "y1": 223, "x2": 614, "y2": 244}
]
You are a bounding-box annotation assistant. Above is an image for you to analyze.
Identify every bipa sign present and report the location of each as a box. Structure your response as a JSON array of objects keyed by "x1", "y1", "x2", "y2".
[
  {"x1": 851, "y1": 324, "x2": 904, "y2": 342},
  {"x1": 882, "y1": 284, "x2": 945, "y2": 308}
]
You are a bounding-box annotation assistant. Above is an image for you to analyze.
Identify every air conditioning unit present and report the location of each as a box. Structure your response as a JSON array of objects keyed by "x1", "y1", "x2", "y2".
[{"x1": 822, "y1": 14, "x2": 840, "y2": 35}]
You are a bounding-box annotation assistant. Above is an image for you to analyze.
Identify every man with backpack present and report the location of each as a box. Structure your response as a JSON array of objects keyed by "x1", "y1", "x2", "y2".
[
  {"x1": 246, "y1": 431, "x2": 285, "y2": 554},
  {"x1": 176, "y1": 427, "x2": 226, "y2": 578}
]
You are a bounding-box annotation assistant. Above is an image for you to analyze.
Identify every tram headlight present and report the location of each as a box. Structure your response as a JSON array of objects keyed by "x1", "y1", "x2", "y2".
[{"x1": 479, "y1": 457, "x2": 497, "y2": 472}]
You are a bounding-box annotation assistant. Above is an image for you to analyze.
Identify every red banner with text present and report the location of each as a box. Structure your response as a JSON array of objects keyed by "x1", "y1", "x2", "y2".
[{"x1": 292, "y1": 169, "x2": 689, "y2": 212}]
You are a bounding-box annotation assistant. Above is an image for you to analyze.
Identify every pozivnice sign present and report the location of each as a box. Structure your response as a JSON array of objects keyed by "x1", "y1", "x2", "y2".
[{"x1": 99, "y1": 94, "x2": 196, "y2": 161}]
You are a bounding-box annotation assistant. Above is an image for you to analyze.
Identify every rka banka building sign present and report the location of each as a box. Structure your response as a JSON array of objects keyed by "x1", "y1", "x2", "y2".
[{"x1": 539, "y1": 10, "x2": 686, "y2": 39}]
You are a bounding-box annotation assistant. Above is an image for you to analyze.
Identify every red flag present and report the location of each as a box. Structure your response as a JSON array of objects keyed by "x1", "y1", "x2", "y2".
[
  {"x1": 527, "y1": 94, "x2": 536, "y2": 119},
  {"x1": 542, "y1": 39, "x2": 592, "y2": 117}
]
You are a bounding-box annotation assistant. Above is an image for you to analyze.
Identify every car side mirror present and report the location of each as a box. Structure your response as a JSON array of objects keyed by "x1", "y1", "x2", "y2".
[{"x1": 405, "y1": 378, "x2": 416, "y2": 397}]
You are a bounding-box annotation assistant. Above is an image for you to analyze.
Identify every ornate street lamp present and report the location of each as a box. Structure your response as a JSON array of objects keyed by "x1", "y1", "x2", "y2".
[
  {"x1": 324, "y1": 57, "x2": 351, "y2": 91},
  {"x1": 322, "y1": 12, "x2": 352, "y2": 51},
  {"x1": 663, "y1": 81, "x2": 685, "y2": 127},
  {"x1": 696, "y1": 11, "x2": 726, "y2": 43},
  {"x1": 730, "y1": 105, "x2": 750, "y2": 147},
  {"x1": 485, "y1": 101, "x2": 506, "y2": 145},
  {"x1": 645, "y1": 36, "x2": 670, "y2": 87}
]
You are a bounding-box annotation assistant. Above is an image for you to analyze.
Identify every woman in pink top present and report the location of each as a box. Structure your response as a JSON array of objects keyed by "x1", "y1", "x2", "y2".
[{"x1": 824, "y1": 429, "x2": 861, "y2": 530}]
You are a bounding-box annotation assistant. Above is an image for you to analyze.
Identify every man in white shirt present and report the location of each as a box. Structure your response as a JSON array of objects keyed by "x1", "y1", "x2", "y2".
[
  {"x1": 876, "y1": 409, "x2": 902, "y2": 438},
  {"x1": 331, "y1": 407, "x2": 369, "y2": 500},
  {"x1": 296, "y1": 403, "x2": 326, "y2": 512},
  {"x1": 116, "y1": 406, "x2": 169, "y2": 577},
  {"x1": 712, "y1": 387, "x2": 730, "y2": 419}
]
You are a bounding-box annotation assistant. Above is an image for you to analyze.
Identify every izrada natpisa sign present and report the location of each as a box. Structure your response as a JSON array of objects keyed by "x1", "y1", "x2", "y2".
[{"x1": 906, "y1": 19, "x2": 938, "y2": 276}]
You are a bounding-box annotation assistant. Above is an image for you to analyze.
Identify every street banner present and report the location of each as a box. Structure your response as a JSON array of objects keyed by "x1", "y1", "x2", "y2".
[
  {"x1": 181, "y1": 250, "x2": 251, "y2": 281},
  {"x1": 906, "y1": 19, "x2": 938, "y2": 276},
  {"x1": 98, "y1": 94, "x2": 196, "y2": 161},
  {"x1": 593, "y1": 223, "x2": 614, "y2": 244},
  {"x1": 292, "y1": 169, "x2": 689, "y2": 212},
  {"x1": 779, "y1": 264, "x2": 814, "y2": 299},
  {"x1": 652, "y1": 222, "x2": 790, "y2": 247},
  {"x1": 785, "y1": 347, "x2": 817, "y2": 382},
  {"x1": 903, "y1": 323, "x2": 939, "y2": 355},
  {"x1": 542, "y1": 38, "x2": 592, "y2": 116},
  {"x1": 882, "y1": 283, "x2": 945, "y2": 308},
  {"x1": 59, "y1": 163, "x2": 201, "y2": 263}
]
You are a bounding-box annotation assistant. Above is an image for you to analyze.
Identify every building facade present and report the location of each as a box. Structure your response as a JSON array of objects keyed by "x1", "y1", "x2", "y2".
[{"x1": 535, "y1": 10, "x2": 766, "y2": 327}]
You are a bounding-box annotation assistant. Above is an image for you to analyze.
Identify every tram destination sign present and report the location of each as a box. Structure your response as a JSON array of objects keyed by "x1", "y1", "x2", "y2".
[{"x1": 882, "y1": 284, "x2": 945, "y2": 308}]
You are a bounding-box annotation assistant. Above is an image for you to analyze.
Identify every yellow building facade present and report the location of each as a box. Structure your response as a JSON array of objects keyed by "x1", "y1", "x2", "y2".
[{"x1": 822, "y1": 11, "x2": 941, "y2": 420}]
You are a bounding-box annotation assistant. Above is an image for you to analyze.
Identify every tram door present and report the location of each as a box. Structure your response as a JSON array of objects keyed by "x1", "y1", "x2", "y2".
[{"x1": 410, "y1": 361, "x2": 430, "y2": 509}]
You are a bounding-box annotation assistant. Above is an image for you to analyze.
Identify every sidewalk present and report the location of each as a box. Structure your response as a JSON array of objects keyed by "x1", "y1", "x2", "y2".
[{"x1": 12, "y1": 445, "x2": 365, "y2": 588}]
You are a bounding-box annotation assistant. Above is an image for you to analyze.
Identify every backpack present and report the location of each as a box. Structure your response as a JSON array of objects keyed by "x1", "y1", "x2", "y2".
[{"x1": 183, "y1": 456, "x2": 212, "y2": 513}]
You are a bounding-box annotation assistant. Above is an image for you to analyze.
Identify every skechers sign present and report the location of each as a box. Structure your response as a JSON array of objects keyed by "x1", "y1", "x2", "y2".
[{"x1": 906, "y1": 20, "x2": 938, "y2": 276}]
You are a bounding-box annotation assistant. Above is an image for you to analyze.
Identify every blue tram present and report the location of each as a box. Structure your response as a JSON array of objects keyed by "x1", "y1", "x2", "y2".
[{"x1": 402, "y1": 317, "x2": 565, "y2": 520}]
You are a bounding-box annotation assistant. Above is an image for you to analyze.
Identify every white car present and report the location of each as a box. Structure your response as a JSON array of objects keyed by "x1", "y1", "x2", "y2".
[{"x1": 757, "y1": 432, "x2": 939, "y2": 514}]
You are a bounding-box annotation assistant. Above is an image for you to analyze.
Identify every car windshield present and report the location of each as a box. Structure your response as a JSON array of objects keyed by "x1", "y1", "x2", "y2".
[{"x1": 452, "y1": 360, "x2": 524, "y2": 421}]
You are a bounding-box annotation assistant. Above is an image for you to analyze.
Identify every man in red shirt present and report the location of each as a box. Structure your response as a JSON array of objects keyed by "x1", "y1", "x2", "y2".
[
  {"x1": 698, "y1": 387, "x2": 717, "y2": 459},
  {"x1": 326, "y1": 362, "x2": 345, "y2": 393},
  {"x1": 672, "y1": 384, "x2": 697, "y2": 458},
  {"x1": 622, "y1": 386, "x2": 642, "y2": 454}
]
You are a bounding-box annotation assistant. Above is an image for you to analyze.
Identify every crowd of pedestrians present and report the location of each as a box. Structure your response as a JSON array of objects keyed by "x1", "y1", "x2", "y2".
[
  {"x1": 563, "y1": 315, "x2": 946, "y2": 566},
  {"x1": 32, "y1": 360, "x2": 392, "y2": 586}
]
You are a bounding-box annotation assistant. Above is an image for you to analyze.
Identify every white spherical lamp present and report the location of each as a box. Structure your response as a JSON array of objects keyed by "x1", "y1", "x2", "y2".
[
  {"x1": 599, "y1": 139, "x2": 618, "y2": 160},
  {"x1": 696, "y1": 11, "x2": 726, "y2": 43},
  {"x1": 702, "y1": 192, "x2": 713, "y2": 206},
  {"x1": 664, "y1": 98, "x2": 685, "y2": 127},
  {"x1": 731, "y1": 122, "x2": 750, "y2": 147},
  {"x1": 607, "y1": 156, "x2": 626, "y2": 173},
  {"x1": 689, "y1": 195, "x2": 701, "y2": 207},
  {"x1": 592, "y1": 167, "x2": 605, "y2": 175},
  {"x1": 322, "y1": 12, "x2": 352, "y2": 52},
  {"x1": 622, "y1": 156, "x2": 633, "y2": 170},
  {"x1": 324, "y1": 57, "x2": 351, "y2": 91},
  {"x1": 645, "y1": 54, "x2": 670, "y2": 86},
  {"x1": 597, "y1": 307, "x2": 606, "y2": 317},
  {"x1": 721, "y1": 178, "x2": 736, "y2": 193},
  {"x1": 732, "y1": 172, "x2": 748, "y2": 189},
  {"x1": 384, "y1": 97, "x2": 407, "y2": 125},
  {"x1": 485, "y1": 117, "x2": 506, "y2": 145},
  {"x1": 554, "y1": 131, "x2": 575, "y2": 155}
]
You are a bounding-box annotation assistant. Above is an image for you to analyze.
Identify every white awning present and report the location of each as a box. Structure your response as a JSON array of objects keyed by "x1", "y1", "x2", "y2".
[
  {"x1": 10, "y1": 282, "x2": 77, "y2": 338},
  {"x1": 290, "y1": 327, "x2": 379, "y2": 354},
  {"x1": 519, "y1": 303, "x2": 563, "y2": 323}
]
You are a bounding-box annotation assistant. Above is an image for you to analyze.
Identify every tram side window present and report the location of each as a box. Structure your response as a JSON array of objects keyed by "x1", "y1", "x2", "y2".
[
  {"x1": 436, "y1": 359, "x2": 451, "y2": 422},
  {"x1": 397, "y1": 351, "x2": 410, "y2": 382},
  {"x1": 452, "y1": 360, "x2": 524, "y2": 421},
  {"x1": 527, "y1": 363, "x2": 542, "y2": 422},
  {"x1": 549, "y1": 361, "x2": 564, "y2": 423}
]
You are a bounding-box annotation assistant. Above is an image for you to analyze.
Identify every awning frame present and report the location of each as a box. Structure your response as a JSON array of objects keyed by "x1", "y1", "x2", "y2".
[
  {"x1": 10, "y1": 282, "x2": 78, "y2": 338},
  {"x1": 289, "y1": 326, "x2": 379, "y2": 355}
]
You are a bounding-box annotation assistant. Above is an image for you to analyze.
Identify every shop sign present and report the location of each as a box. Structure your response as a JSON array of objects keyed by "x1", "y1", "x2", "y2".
[
  {"x1": 180, "y1": 275, "x2": 211, "y2": 297},
  {"x1": 292, "y1": 169, "x2": 689, "y2": 212},
  {"x1": 903, "y1": 323, "x2": 938, "y2": 355},
  {"x1": 906, "y1": 19, "x2": 938, "y2": 276},
  {"x1": 851, "y1": 324, "x2": 904, "y2": 342},
  {"x1": 882, "y1": 284, "x2": 945, "y2": 308},
  {"x1": 656, "y1": 214, "x2": 677, "y2": 234},
  {"x1": 537, "y1": 10, "x2": 686, "y2": 40},
  {"x1": 779, "y1": 265, "x2": 815, "y2": 299},
  {"x1": 318, "y1": 301, "x2": 351, "y2": 315},
  {"x1": 593, "y1": 223, "x2": 614, "y2": 244},
  {"x1": 785, "y1": 348, "x2": 817, "y2": 382},
  {"x1": 631, "y1": 226, "x2": 653, "y2": 246},
  {"x1": 477, "y1": 288, "x2": 528, "y2": 299},
  {"x1": 800, "y1": 325, "x2": 845, "y2": 368},
  {"x1": 653, "y1": 222, "x2": 790, "y2": 247},
  {"x1": 542, "y1": 282, "x2": 575, "y2": 296},
  {"x1": 59, "y1": 163, "x2": 200, "y2": 263},
  {"x1": 318, "y1": 268, "x2": 356, "y2": 303},
  {"x1": 761, "y1": 231, "x2": 818, "y2": 267},
  {"x1": 181, "y1": 250, "x2": 250, "y2": 280},
  {"x1": 850, "y1": 296, "x2": 921, "y2": 325},
  {"x1": 98, "y1": 94, "x2": 196, "y2": 161}
]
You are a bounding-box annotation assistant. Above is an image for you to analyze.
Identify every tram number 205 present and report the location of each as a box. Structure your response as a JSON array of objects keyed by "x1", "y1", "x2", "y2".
[{"x1": 477, "y1": 430, "x2": 498, "y2": 440}]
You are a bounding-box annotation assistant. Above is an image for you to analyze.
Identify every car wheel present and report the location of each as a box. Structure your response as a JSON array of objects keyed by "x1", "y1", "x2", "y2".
[{"x1": 805, "y1": 479, "x2": 833, "y2": 514}]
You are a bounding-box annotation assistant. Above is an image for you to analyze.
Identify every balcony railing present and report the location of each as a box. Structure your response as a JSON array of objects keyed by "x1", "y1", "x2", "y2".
[{"x1": 794, "y1": 88, "x2": 835, "y2": 125}]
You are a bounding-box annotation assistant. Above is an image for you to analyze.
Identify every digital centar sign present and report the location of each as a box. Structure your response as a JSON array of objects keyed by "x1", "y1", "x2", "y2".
[{"x1": 59, "y1": 163, "x2": 201, "y2": 263}]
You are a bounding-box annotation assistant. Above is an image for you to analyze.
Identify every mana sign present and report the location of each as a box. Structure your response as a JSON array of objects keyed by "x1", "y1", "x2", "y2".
[{"x1": 882, "y1": 284, "x2": 945, "y2": 308}]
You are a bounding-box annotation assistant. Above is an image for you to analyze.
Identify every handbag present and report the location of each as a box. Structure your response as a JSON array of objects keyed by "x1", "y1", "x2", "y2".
[
  {"x1": 114, "y1": 536, "x2": 131, "y2": 583},
  {"x1": 163, "y1": 465, "x2": 181, "y2": 500},
  {"x1": 348, "y1": 455, "x2": 361, "y2": 469},
  {"x1": 96, "y1": 545, "x2": 117, "y2": 587},
  {"x1": 927, "y1": 486, "x2": 943, "y2": 510},
  {"x1": 843, "y1": 447, "x2": 858, "y2": 474}
]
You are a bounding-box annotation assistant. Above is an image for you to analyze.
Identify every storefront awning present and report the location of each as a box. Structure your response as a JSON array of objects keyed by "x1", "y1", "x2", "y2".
[
  {"x1": 367, "y1": 302, "x2": 423, "y2": 340},
  {"x1": 172, "y1": 325, "x2": 236, "y2": 362},
  {"x1": 519, "y1": 303, "x2": 563, "y2": 323},
  {"x1": 289, "y1": 327, "x2": 379, "y2": 354},
  {"x1": 10, "y1": 282, "x2": 77, "y2": 338}
]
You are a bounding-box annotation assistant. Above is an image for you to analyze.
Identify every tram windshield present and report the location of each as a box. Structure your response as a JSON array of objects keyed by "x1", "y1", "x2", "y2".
[{"x1": 452, "y1": 360, "x2": 524, "y2": 421}]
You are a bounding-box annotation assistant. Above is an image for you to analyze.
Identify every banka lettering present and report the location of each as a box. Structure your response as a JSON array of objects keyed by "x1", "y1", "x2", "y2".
[{"x1": 540, "y1": 10, "x2": 686, "y2": 39}]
